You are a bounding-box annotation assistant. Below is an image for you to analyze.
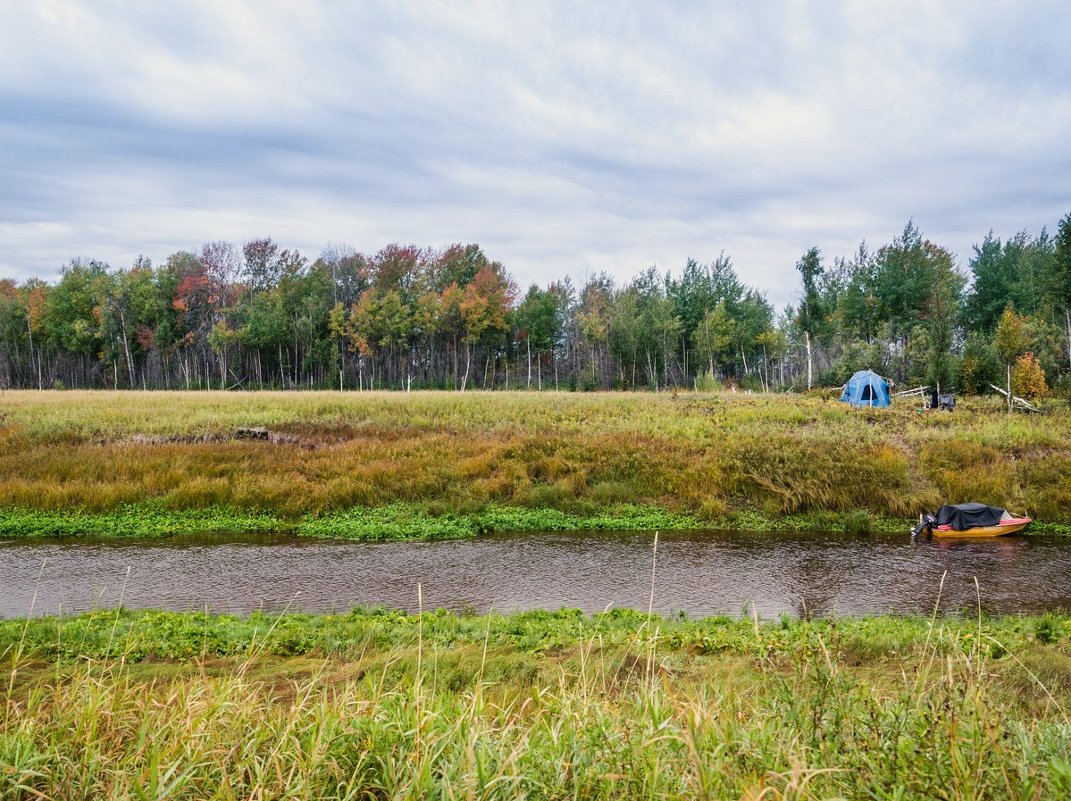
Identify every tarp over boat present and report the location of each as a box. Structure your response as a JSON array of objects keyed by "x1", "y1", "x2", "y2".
[{"x1": 935, "y1": 503, "x2": 1005, "y2": 531}]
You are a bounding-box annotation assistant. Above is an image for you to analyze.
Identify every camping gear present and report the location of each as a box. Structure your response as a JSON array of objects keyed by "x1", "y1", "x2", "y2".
[
  {"x1": 911, "y1": 503, "x2": 1031, "y2": 539},
  {"x1": 928, "y1": 387, "x2": 955, "y2": 411},
  {"x1": 839, "y1": 370, "x2": 891, "y2": 407}
]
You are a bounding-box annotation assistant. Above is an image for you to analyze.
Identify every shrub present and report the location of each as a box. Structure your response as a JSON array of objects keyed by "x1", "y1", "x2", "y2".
[
  {"x1": 695, "y1": 369, "x2": 721, "y2": 392},
  {"x1": 843, "y1": 509, "x2": 874, "y2": 535},
  {"x1": 1012, "y1": 351, "x2": 1048, "y2": 400}
]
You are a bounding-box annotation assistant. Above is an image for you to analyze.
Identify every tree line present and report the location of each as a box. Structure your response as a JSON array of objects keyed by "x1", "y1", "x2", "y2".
[{"x1": 1, "y1": 214, "x2": 1069, "y2": 394}]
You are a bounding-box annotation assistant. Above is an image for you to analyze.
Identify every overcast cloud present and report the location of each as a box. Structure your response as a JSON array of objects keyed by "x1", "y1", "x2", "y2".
[{"x1": 1, "y1": 1, "x2": 1069, "y2": 306}]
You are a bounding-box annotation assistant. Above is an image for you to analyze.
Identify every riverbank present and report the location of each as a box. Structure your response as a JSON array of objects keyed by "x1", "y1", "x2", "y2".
[
  {"x1": 0, "y1": 501, "x2": 915, "y2": 539},
  {"x1": 3, "y1": 608, "x2": 1071, "y2": 798},
  {"x1": 1, "y1": 390, "x2": 1069, "y2": 539}
]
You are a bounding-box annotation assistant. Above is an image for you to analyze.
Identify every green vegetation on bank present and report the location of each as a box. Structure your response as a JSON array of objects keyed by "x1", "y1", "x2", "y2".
[
  {"x1": 2, "y1": 390, "x2": 1071, "y2": 538},
  {"x1": 0, "y1": 502, "x2": 701, "y2": 540},
  {"x1": 0, "y1": 502, "x2": 965, "y2": 540},
  {"x1": 3, "y1": 608, "x2": 1071, "y2": 799}
]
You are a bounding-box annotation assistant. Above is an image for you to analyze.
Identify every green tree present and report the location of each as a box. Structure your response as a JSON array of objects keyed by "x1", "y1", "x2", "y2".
[
  {"x1": 993, "y1": 308, "x2": 1028, "y2": 413},
  {"x1": 42, "y1": 260, "x2": 112, "y2": 386},
  {"x1": 733, "y1": 290, "x2": 774, "y2": 388},
  {"x1": 794, "y1": 247, "x2": 827, "y2": 389},
  {"x1": 694, "y1": 302, "x2": 735, "y2": 382},
  {"x1": 833, "y1": 243, "x2": 878, "y2": 343},
  {"x1": 515, "y1": 284, "x2": 560, "y2": 389},
  {"x1": 965, "y1": 230, "x2": 1054, "y2": 334},
  {"x1": 1051, "y1": 212, "x2": 1071, "y2": 371},
  {"x1": 919, "y1": 242, "x2": 962, "y2": 390},
  {"x1": 958, "y1": 333, "x2": 1000, "y2": 395},
  {"x1": 576, "y1": 275, "x2": 612, "y2": 388}
]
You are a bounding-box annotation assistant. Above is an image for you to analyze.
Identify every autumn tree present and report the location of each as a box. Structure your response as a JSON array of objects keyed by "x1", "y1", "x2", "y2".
[
  {"x1": 1011, "y1": 351, "x2": 1047, "y2": 401},
  {"x1": 993, "y1": 308, "x2": 1028, "y2": 413}
]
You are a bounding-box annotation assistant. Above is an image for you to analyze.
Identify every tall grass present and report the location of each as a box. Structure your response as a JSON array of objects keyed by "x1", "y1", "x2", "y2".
[
  {"x1": 1, "y1": 390, "x2": 1069, "y2": 536},
  {"x1": 3, "y1": 608, "x2": 1071, "y2": 799}
]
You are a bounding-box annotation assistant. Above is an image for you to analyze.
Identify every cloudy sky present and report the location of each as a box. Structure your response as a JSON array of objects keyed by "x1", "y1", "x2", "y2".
[{"x1": 1, "y1": 1, "x2": 1068, "y2": 306}]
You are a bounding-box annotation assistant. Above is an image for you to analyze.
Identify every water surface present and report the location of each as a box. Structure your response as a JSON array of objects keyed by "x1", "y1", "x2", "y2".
[{"x1": 2, "y1": 530, "x2": 1069, "y2": 618}]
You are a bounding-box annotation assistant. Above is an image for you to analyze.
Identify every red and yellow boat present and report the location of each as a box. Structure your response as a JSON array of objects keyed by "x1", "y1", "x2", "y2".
[{"x1": 911, "y1": 503, "x2": 1031, "y2": 539}]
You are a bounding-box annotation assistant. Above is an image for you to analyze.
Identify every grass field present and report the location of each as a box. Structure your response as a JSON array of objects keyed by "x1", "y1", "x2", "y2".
[
  {"x1": 4, "y1": 391, "x2": 1071, "y2": 797},
  {"x1": 2, "y1": 389, "x2": 1070, "y2": 537},
  {"x1": 3, "y1": 607, "x2": 1071, "y2": 799}
]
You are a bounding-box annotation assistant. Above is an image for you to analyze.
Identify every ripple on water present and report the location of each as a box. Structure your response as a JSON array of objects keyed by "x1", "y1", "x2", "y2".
[{"x1": 1, "y1": 530, "x2": 1070, "y2": 618}]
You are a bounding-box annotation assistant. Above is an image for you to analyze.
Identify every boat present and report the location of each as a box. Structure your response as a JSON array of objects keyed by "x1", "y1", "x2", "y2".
[{"x1": 911, "y1": 502, "x2": 1031, "y2": 539}]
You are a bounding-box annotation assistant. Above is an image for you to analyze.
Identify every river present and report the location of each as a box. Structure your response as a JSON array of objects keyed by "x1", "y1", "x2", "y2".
[{"x1": 2, "y1": 530, "x2": 1069, "y2": 619}]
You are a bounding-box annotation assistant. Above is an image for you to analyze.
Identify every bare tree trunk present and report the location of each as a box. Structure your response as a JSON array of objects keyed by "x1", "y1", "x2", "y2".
[
  {"x1": 461, "y1": 343, "x2": 470, "y2": 391},
  {"x1": 1007, "y1": 362, "x2": 1012, "y2": 415},
  {"x1": 119, "y1": 309, "x2": 135, "y2": 387},
  {"x1": 805, "y1": 331, "x2": 813, "y2": 390},
  {"x1": 1065, "y1": 308, "x2": 1071, "y2": 371}
]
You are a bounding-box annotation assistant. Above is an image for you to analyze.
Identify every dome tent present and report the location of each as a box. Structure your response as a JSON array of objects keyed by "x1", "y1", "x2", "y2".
[{"x1": 839, "y1": 369, "x2": 891, "y2": 407}]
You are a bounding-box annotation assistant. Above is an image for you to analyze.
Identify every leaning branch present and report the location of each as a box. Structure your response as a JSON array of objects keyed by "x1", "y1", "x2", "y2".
[{"x1": 989, "y1": 384, "x2": 1043, "y2": 413}]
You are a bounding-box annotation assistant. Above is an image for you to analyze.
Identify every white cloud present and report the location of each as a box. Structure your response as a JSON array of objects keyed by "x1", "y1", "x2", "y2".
[{"x1": 0, "y1": 1, "x2": 1068, "y2": 306}]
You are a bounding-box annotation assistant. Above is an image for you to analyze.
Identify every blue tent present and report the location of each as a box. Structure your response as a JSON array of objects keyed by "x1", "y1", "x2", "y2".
[{"x1": 840, "y1": 370, "x2": 891, "y2": 407}]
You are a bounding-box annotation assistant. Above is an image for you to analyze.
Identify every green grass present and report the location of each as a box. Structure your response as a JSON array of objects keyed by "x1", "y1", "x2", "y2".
[
  {"x1": 0, "y1": 502, "x2": 702, "y2": 540},
  {"x1": 1, "y1": 389, "x2": 1070, "y2": 538},
  {"x1": 3, "y1": 608, "x2": 1071, "y2": 799}
]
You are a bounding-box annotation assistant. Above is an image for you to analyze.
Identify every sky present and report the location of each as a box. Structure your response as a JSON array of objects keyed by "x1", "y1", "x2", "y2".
[{"x1": 1, "y1": 1, "x2": 1069, "y2": 307}]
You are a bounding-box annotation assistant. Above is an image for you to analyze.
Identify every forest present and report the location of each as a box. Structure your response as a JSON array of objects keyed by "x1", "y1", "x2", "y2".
[{"x1": 1, "y1": 216, "x2": 1069, "y2": 395}]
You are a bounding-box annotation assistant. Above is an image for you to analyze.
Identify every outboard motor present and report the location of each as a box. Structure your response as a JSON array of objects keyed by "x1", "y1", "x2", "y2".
[{"x1": 911, "y1": 513, "x2": 937, "y2": 540}]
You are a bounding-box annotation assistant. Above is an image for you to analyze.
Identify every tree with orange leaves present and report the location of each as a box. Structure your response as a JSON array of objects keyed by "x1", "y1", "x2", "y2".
[{"x1": 459, "y1": 266, "x2": 514, "y2": 390}]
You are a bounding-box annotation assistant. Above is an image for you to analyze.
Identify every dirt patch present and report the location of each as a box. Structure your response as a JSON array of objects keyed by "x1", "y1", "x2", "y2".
[{"x1": 104, "y1": 428, "x2": 313, "y2": 449}]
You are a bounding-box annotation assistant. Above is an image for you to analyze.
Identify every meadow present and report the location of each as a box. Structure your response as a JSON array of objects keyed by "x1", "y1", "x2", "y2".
[
  {"x1": 2, "y1": 389, "x2": 1071, "y2": 537},
  {"x1": 2, "y1": 607, "x2": 1071, "y2": 799},
  {"x1": 4, "y1": 390, "x2": 1071, "y2": 797}
]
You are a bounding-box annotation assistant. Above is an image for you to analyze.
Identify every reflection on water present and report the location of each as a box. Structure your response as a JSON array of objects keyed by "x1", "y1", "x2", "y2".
[{"x1": 1, "y1": 530, "x2": 1069, "y2": 619}]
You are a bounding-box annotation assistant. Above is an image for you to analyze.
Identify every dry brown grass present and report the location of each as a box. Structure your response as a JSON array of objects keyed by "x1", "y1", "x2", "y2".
[{"x1": 0, "y1": 389, "x2": 1068, "y2": 525}]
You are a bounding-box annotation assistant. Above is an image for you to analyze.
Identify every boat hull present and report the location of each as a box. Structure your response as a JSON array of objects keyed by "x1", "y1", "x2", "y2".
[{"x1": 932, "y1": 520, "x2": 1031, "y2": 538}]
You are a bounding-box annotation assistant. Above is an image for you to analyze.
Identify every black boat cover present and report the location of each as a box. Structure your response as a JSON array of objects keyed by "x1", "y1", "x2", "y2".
[{"x1": 934, "y1": 503, "x2": 1005, "y2": 531}]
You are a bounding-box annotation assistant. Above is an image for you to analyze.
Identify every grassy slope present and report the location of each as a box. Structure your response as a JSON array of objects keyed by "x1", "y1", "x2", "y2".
[
  {"x1": 3, "y1": 608, "x2": 1071, "y2": 799},
  {"x1": 1, "y1": 389, "x2": 1070, "y2": 537}
]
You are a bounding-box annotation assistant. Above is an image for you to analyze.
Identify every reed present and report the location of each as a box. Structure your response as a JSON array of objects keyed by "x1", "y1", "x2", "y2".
[
  {"x1": 2, "y1": 608, "x2": 1071, "y2": 799},
  {"x1": 1, "y1": 390, "x2": 1069, "y2": 537}
]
